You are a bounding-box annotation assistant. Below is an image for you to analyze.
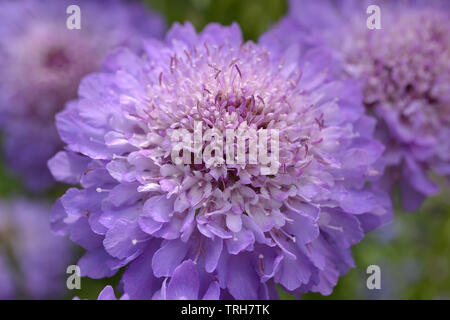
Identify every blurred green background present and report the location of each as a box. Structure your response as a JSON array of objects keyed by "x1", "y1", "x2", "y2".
[
  {"x1": 3, "y1": 0, "x2": 449, "y2": 300},
  {"x1": 146, "y1": 0, "x2": 288, "y2": 41}
]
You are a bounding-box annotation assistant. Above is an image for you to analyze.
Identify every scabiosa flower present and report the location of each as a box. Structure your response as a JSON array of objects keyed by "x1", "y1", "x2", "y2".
[
  {"x1": 271, "y1": 0, "x2": 450, "y2": 210},
  {"x1": 0, "y1": 0, "x2": 165, "y2": 190},
  {"x1": 96, "y1": 260, "x2": 220, "y2": 300},
  {"x1": 49, "y1": 22, "x2": 391, "y2": 299},
  {"x1": 0, "y1": 198, "x2": 73, "y2": 299}
]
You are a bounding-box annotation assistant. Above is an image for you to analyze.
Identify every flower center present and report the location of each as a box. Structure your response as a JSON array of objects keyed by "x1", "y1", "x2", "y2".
[{"x1": 44, "y1": 48, "x2": 71, "y2": 70}]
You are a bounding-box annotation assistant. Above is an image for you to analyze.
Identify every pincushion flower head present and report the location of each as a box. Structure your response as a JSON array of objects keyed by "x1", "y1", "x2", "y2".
[
  {"x1": 0, "y1": 0, "x2": 165, "y2": 190},
  {"x1": 49, "y1": 22, "x2": 391, "y2": 299},
  {"x1": 269, "y1": 0, "x2": 450, "y2": 210},
  {"x1": 0, "y1": 199, "x2": 72, "y2": 299}
]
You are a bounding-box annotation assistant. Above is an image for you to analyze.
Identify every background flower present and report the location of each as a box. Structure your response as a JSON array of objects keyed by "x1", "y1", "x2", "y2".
[
  {"x1": 267, "y1": 0, "x2": 450, "y2": 211},
  {"x1": 0, "y1": 198, "x2": 73, "y2": 299},
  {"x1": 0, "y1": 0, "x2": 165, "y2": 190}
]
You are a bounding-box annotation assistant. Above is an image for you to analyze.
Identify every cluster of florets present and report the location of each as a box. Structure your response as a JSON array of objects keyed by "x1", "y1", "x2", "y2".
[{"x1": 49, "y1": 22, "x2": 391, "y2": 299}]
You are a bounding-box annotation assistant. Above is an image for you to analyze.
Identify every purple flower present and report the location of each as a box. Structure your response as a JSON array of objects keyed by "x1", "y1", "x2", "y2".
[
  {"x1": 270, "y1": 0, "x2": 450, "y2": 210},
  {"x1": 97, "y1": 260, "x2": 220, "y2": 300},
  {"x1": 0, "y1": 0, "x2": 165, "y2": 190},
  {"x1": 96, "y1": 286, "x2": 129, "y2": 300},
  {"x1": 49, "y1": 22, "x2": 391, "y2": 299},
  {"x1": 0, "y1": 198, "x2": 73, "y2": 299}
]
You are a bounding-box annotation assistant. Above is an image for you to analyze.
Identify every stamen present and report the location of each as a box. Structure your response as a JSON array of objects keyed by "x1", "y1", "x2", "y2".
[
  {"x1": 112, "y1": 154, "x2": 126, "y2": 160},
  {"x1": 258, "y1": 254, "x2": 265, "y2": 274},
  {"x1": 305, "y1": 243, "x2": 312, "y2": 254},
  {"x1": 326, "y1": 224, "x2": 344, "y2": 232},
  {"x1": 131, "y1": 237, "x2": 151, "y2": 245},
  {"x1": 280, "y1": 228, "x2": 296, "y2": 243},
  {"x1": 235, "y1": 64, "x2": 242, "y2": 79}
]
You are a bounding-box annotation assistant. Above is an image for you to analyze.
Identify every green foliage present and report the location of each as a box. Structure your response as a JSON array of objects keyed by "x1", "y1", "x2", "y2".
[
  {"x1": 0, "y1": 136, "x2": 23, "y2": 197},
  {"x1": 0, "y1": 161, "x2": 22, "y2": 197},
  {"x1": 145, "y1": 0, "x2": 287, "y2": 41}
]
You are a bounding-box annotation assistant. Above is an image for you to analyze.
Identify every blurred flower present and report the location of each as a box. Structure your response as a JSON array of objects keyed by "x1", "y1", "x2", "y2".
[
  {"x1": 0, "y1": 198, "x2": 72, "y2": 299},
  {"x1": 49, "y1": 22, "x2": 391, "y2": 299},
  {"x1": 269, "y1": 0, "x2": 450, "y2": 210},
  {"x1": 0, "y1": 0, "x2": 165, "y2": 190},
  {"x1": 96, "y1": 285, "x2": 129, "y2": 300}
]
